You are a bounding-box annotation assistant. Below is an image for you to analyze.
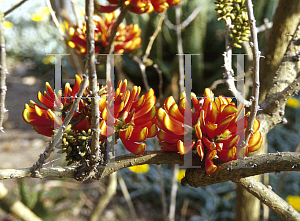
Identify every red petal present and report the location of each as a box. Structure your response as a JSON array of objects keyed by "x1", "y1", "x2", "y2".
[
  {"x1": 121, "y1": 138, "x2": 145, "y2": 155},
  {"x1": 157, "y1": 130, "x2": 183, "y2": 143},
  {"x1": 177, "y1": 140, "x2": 193, "y2": 155},
  {"x1": 205, "y1": 150, "x2": 217, "y2": 174},
  {"x1": 217, "y1": 104, "x2": 237, "y2": 124},
  {"x1": 95, "y1": 4, "x2": 118, "y2": 13},
  {"x1": 74, "y1": 116, "x2": 90, "y2": 131},
  {"x1": 196, "y1": 140, "x2": 204, "y2": 161},
  {"x1": 33, "y1": 125, "x2": 54, "y2": 137},
  {"x1": 202, "y1": 136, "x2": 216, "y2": 151}
]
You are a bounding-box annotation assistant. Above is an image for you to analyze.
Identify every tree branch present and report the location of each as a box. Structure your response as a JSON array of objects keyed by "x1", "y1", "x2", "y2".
[
  {"x1": 234, "y1": 177, "x2": 300, "y2": 221},
  {"x1": 77, "y1": 0, "x2": 100, "y2": 181},
  {"x1": 3, "y1": 0, "x2": 28, "y2": 16},
  {"x1": 244, "y1": 0, "x2": 260, "y2": 144},
  {"x1": 1, "y1": 151, "x2": 300, "y2": 185},
  {"x1": 181, "y1": 152, "x2": 300, "y2": 187},
  {"x1": 0, "y1": 13, "x2": 8, "y2": 133},
  {"x1": 223, "y1": 17, "x2": 251, "y2": 107}
]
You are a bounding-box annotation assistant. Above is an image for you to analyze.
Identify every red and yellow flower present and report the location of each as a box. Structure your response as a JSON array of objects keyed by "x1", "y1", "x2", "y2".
[
  {"x1": 22, "y1": 75, "x2": 90, "y2": 136},
  {"x1": 99, "y1": 80, "x2": 158, "y2": 154},
  {"x1": 67, "y1": 13, "x2": 141, "y2": 55},
  {"x1": 157, "y1": 88, "x2": 262, "y2": 174},
  {"x1": 95, "y1": 0, "x2": 181, "y2": 14},
  {"x1": 23, "y1": 75, "x2": 158, "y2": 157}
]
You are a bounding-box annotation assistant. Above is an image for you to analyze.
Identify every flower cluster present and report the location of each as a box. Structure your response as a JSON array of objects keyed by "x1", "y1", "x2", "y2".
[
  {"x1": 23, "y1": 78, "x2": 262, "y2": 172},
  {"x1": 98, "y1": 79, "x2": 158, "y2": 154},
  {"x1": 23, "y1": 75, "x2": 158, "y2": 164},
  {"x1": 95, "y1": 0, "x2": 181, "y2": 14},
  {"x1": 67, "y1": 13, "x2": 141, "y2": 55},
  {"x1": 157, "y1": 88, "x2": 262, "y2": 174},
  {"x1": 23, "y1": 75, "x2": 90, "y2": 137}
]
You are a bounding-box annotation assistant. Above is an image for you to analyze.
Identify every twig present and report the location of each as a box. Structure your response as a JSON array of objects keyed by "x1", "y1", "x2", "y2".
[
  {"x1": 168, "y1": 165, "x2": 179, "y2": 221},
  {"x1": 167, "y1": 4, "x2": 185, "y2": 220},
  {"x1": 0, "y1": 13, "x2": 8, "y2": 133},
  {"x1": 164, "y1": 16, "x2": 175, "y2": 30},
  {"x1": 154, "y1": 138, "x2": 167, "y2": 221},
  {"x1": 83, "y1": 0, "x2": 100, "y2": 180},
  {"x1": 88, "y1": 172, "x2": 117, "y2": 221},
  {"x1": 29, "y1": 74, "x2": 88, "y2": 175},
  {"x1": 180, "y1": 199, "x2": 189, "y2": 221},
  {"x1": 176, "y1": 3, "x2": 184, "y2": 94},
  {"x1": 46, "y1": 0, "x2": 66, "y2": 39},
  {"x1": 3, "y1": 0, "x2": 28, "y2": 16},
  {"x1": 244, "y1": 0, "x2": 260, "y2": 145},
  {"x1": 223, "y1": 16, "x2": 251, "y2": 107},
  {"x1": 118, "y1": 173, "x2": 138, "y2": 221},
  {"x1": 0, "y1": 182, "x2": 42, "y2": 221},
  {"x1": 1, "y1": 152, "x2": 300, "y2": 181},
  {"x1": 257, "y1": 20, "x2": 272, "y2": 34},
  {"x1": 134, "y1": 11, "x2": 166, "y2": 91},
  {"x1": 107, "y1": 6, "x2": 129, "y2": 54},
  {"x1": 142, "y1": 10, "x2": 166, "y2": 63},
  {"x1": 153, "y1": 63, "x2": 164, "y2": 106},
  {"x1": 209, "y1": 79, "x2": 225, "y2": 91},
  {"x1": 180, "y1": 1, "x2": 205, "y2": 30},
  {"x1": 164, "y1": 2, "x2": 205, "y2": 31},
  {"x1": 260, "y1": 77, "x2": 300, "y2": 133},
  {"x1": 133, "y1": 56, "x2": 150, "y2": 90},
  {"x1": 234, "y1": 177, "x2": 300, "y2": 221},
  {"x1": 157, "y1": 165, "x2": 168, "y2": 221}
]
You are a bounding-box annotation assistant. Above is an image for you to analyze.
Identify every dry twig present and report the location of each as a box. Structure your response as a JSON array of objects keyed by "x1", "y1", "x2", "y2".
[
  {"x1": 244, "y1": 0, "x2": 260, "y2": 144},
  {"x1": 0, "y1": 13, "x2": 8, "y2": 133},
  {"x1": 3, "y1": 0, "x2": 28, "y2": 16}
]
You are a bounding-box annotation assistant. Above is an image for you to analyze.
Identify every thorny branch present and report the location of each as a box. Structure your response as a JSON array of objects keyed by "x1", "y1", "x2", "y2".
[
  {"x1": 244, "y1": 0, "x2": 260, "y2": 145},
  {"x1": 1, "y1": 152, "x2": 300, "y2": 181},
  {"x1": 0, "y1": 13, "x2": 7, "y2": 133},
  {"x1": 223, "y1": 16, "x2": 251, "y2": 107},
  {"x1": 76, "y1": 0, "x2": 100, "y2": 181}
]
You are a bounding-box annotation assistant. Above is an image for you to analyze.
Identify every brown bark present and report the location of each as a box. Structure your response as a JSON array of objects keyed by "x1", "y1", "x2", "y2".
[{"x1": 259, "y1": 0, "x2": 300, "y2": 102}]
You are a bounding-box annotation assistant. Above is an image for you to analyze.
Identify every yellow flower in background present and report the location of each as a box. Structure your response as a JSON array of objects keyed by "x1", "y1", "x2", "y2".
[
  {"x1": 177, "y1": 169, "x2": 186, "y2": 183},
  {"x1": 129, "y1": 164, "x2": 150, "y2": 174},
  {"x1": 286, "y1": 195, "x2": 300, "y2": 211},
  {"x1": 42, "y1": 56, "x2": 55, "y2": 64},
  {"x1": 286, "y1": 97, "x2": 300, "y2": 108},
  {"x1": 31, "y1": 7, "x2": 50, "y2": 22},
  {"x1": 3, "y1": 20, "x2": 14, "y2": 29}
]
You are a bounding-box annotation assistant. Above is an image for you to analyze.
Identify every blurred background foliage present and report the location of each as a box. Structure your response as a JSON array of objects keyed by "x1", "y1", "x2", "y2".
[{"x1": 1, "y1": 0, "x2": 300, "y2": 220}]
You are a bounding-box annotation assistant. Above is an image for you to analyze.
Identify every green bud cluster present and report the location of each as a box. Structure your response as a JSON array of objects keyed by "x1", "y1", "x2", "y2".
[
  {"x1": 215, "y1": 0, "x2": 250, "y2": 48},
  {"x1": 55, "y1": 125, "x2": 94, "y2": 166}
]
